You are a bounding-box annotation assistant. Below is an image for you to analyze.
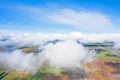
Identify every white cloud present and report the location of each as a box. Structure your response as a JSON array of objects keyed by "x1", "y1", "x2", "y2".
[
  {"x1": 48, "y1": 9, "x2": 115, "y2": 32},
  {"x1": 43, "y1": 40, "x2": 88, "y2": 67},
  {"x1": 0, "y1": 39, "x2": 95, "y2": 73},
  {"x1": 1, "y1": 32, "x2": 120, "y2": 46},
  {"x1": 0, "y1": 32, "x2": 120, "y2": 73},
  {"x1": 10, "y1": 6, "x2": 118, "y2": 33},
  {"x1": 0, "y1": 50, "x2": 38, "y2": 73},
  {"x1": 1, "y1": 5, "x2": 119, "y2": 33}
]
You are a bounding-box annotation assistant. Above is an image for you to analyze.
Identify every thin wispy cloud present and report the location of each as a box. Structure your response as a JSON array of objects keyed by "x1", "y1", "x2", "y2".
[
  {"x1": 0, "y1": 4, "x2": 119, "y2": 33},
  {"x1": 14, "y1": 6, "x2": 118, "y2": 33},
  {"x1": 48, "y1": 9, "x2": 116, "y2": 32}
]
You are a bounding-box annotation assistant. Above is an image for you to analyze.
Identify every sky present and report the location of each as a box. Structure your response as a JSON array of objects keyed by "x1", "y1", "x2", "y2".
[{"x1": 0, "y1": 0, "x2": 120, "y2": 33}]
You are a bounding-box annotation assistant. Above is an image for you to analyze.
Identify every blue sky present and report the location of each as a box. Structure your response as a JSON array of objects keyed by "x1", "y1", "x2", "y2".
[{"x1": 0, "y1": 0, "x2": 120, "y2": 33}]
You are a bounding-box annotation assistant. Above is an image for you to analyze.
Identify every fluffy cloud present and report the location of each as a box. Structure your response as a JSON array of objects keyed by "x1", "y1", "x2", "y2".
[
  {"x1": 0, "y1": 38, "x2": 94, "y2": 73},
  {"x1": 1, "y1": 32, "x2": 120, "y2": 46},
  {"x1": 0, "y1": 50, "x2": 37, "y2": 72},
  {"x1": 0, "y1": 32, "x2": 120, "y2": 73},
  {"x1": 43, "y1": 40, "x2": 88, "y2": 67}
]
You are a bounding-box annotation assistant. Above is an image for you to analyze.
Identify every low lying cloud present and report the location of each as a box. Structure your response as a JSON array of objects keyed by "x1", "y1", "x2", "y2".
[
  {"x1": 0, "y1": 32, "x2": 120, "y2": 73},
  {"x1": 0, "y1": 39, "x2": 94, "y2": 73},
  {"x1": 43, "y1": 40, "x2": 88, "y2": 67},
  {"x1": 0, "y1": 50, "x2": 38, "y2": 73},
  {"x1": 1, "y1": 32, "x2": 120, "y2": 47}
]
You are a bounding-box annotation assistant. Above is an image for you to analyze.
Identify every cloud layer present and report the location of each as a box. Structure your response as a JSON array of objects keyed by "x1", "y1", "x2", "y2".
[{"x1": 0, "y1": 32, "x2": 120, "y2": 73}]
